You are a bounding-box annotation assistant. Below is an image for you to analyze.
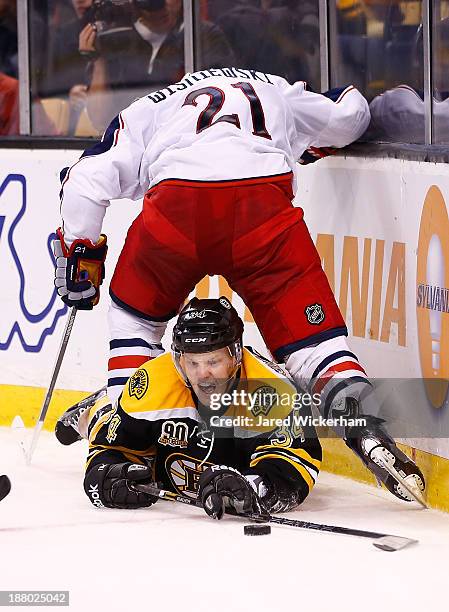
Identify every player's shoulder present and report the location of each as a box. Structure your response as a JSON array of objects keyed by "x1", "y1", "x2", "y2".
[
  {"x1": 240, "y1": 347, "x2": 299, "y2": 425},
  {"x1": 243, "y1": 346, "x2": 289, "y2": 378},
  {"x1": 120, "y1": 353, "x2": 195, "y2": 419}
]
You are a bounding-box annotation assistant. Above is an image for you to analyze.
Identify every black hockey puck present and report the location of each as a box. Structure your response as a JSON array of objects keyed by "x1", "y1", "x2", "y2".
[
  {"x1": 244, "y1": 524, "x2": 271, "y2": 536},
  {"x1": 0, "y1": 475, "x2": 11, "y2": 502}
]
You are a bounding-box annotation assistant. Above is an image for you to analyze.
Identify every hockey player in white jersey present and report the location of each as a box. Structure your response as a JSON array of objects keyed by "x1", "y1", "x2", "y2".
[{"x1": 53, "y1": 67, "x2": 425, "y2": 505}]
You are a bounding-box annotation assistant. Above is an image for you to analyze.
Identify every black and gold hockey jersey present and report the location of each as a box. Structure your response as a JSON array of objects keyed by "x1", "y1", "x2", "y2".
[{"x1": 85, "y1": 348, "x2": 322, "y2": 507}]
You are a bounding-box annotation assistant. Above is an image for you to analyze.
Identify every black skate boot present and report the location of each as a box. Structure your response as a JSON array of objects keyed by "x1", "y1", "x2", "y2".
[
  {"x1": 344, "y1": 399, "x2": 426, "y2": 507},
  {"x1": 55, "y1": 387, "x2": 107, "y2": 445}
]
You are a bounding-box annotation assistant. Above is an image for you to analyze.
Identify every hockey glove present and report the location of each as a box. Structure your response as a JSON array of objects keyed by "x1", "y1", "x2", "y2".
[
  {"x1": 298, "y1": 88, "x2": 344, "y2": 165},
  {"x1": 84, "y1": 462, "x2": 158, "y2": 509},
  {"x1": 299, "y1": 146, "x2": 337, "y2": 165},
  {"x1": 198, "y1": 465, "x2": 269, "y2": 520},
  {"x1": 53, "y1": 228, "x2": 107, "y2": 310}
]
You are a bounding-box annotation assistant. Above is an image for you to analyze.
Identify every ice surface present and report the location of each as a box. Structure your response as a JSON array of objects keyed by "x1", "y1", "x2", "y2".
[{"x1": 1, "y1": 428, "x2": 448, "y2": 612}]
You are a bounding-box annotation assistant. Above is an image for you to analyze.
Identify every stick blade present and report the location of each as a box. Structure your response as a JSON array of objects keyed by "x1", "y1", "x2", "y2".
[
  {"x1": 373, "y1": 535, "x2": 418, "y2": 552},
  {"x1": 0, "y1": 475, "x2": 11, "y2": 501}
]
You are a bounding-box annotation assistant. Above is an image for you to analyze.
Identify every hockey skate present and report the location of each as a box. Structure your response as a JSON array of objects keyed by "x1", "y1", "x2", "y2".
[
  {"x1": 344, "y1": 401, "x2": 426, "y2": 507},
  {"x1": 55, "y1": 387, "x2": 107, "y2": 445}
]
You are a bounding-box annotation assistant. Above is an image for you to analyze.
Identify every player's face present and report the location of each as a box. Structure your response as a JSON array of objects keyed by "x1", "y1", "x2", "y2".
[{"x1": 182, "y1": 347, "x2": 235, "y2": 406}]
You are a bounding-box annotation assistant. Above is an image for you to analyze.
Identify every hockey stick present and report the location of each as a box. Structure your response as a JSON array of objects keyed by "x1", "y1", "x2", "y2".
[
  {"x1": 133, "y1": 483, "x2": 417, "y2": 552},
  {"x1": 25, "y1": 306, "x2": 77, "y2": 465}
]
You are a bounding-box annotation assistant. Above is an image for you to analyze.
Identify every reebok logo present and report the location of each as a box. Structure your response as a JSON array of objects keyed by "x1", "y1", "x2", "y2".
[{"x1": 88, "y1": 483, "x2": 105, "y2": 508}]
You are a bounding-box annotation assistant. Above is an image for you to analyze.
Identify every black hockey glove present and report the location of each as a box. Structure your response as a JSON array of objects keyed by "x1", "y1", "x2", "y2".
[
  {"x1": 53, "y1": 228, "x2": 107, "y2": 310},
  {"x1": 84, "y1": 462, "x2": 158, "y2": 509},
  {"x1": 198, "y1": 465, "x2": 269, "y2": 520}
]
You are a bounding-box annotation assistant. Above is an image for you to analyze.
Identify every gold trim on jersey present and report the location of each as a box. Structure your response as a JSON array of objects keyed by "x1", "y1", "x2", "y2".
[
  {"x1": 85, "y1": 448, "x2": 109, "y2": 470},
  {"x1": 88, "y1": 396, "x2": 115, "y2": 442},
  {"x1": 122, "y1": 452, "x2": 145, "y2": 465},
  {"x1": 89, "y1": 443, "x2": 156, "y2": 457},
  {"x1": 252, "y1": 444, "x2": 322, "y2": 471},
  {"x1": 250, "y1": 452, "x2": 315, "y2": 491}
]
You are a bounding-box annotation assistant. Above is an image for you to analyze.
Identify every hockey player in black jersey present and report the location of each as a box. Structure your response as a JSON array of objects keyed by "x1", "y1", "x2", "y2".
[{"x1": 79, "y1": 297, "x2": 322, "y2": 516}]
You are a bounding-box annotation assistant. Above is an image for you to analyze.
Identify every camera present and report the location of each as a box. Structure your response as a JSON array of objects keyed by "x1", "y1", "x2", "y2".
[{"x1": 84, "y1": 0, "x2": 167, "y2": 39}]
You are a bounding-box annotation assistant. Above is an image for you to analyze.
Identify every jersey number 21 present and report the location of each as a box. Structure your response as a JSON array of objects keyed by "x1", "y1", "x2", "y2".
[{"x1": 182, "y1": 82, "x2": 272, "y2": 140}]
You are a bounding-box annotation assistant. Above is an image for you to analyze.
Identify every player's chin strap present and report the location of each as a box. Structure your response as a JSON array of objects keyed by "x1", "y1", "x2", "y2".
[{"x1": 131, "y1": 483, "x2": 418, "y2": 552}]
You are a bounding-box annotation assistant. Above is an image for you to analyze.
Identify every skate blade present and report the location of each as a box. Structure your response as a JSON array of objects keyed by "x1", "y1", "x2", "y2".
[
  {"x1": 373, "y1": 535, "x2": 418, "y2": 552},
  {"x1": 371, "y1": 449, "x2": 428, "y2": 508}
]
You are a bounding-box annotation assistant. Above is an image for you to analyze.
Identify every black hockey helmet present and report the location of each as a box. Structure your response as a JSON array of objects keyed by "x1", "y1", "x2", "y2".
[
  {"x1": 172, "y1": 296, "x2": 243, "y2": 384},
  {"x1": 172, "y1": 297, "x2": 243, "y2": 353}
]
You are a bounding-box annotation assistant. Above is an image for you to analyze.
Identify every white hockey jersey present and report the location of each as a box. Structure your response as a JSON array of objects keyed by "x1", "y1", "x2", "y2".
[{"x1": 60, "y1": 68, "x2": 370, "y2": 244}]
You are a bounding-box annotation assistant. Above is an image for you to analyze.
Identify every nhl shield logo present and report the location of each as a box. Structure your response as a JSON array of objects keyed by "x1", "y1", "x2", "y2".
[{"x1": 305, "y1": 303, "x2": 325, "y2": 325}]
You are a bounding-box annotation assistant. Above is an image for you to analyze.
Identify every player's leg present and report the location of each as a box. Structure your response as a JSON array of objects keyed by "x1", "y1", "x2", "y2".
[
  {"x1": 228, "y1": 177, "x2": 425, "y2": 502},
  {"x1": 107, "y1": 300, "x2": 166, "y2": 403},
  {"x1": 56, "y1": 188, "x2": 203, "y2": 444},
  {"x1": 107, "y1": 190, "x2": 204, "y2": 399},
  {"x1": 285, "y1": 340, "x2": 425, "y2": 503},
  {"x1": 55, "y1": 387, "x2": 108, "y2": 445},
  {"x1": 54, "y1": 299, "x2": 167, "y2": 445}
]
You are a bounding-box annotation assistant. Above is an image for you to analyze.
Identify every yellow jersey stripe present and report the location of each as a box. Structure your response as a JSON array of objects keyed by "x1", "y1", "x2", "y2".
[
  {"x1": 89, "y1": 409, "x2": 114, "y2": 442},
  {"x1": 85, "y1": 448, "x2": 109, "y2": 471},
  {"x1": 289, "y1": 447, "x2": 322, "y2": 470},
  {"x1": 122, "y1": 452, "x2": 145, "y2": 465},
  {"x1": 128, "y1": 407, "x2": 200, "y2": 421},
  {"x1": 254, "y1": 444, "x2": 321, "y2": 470},
  {"x1": 90, "y1": 443, "x2": 156, "y2": 456},
  {"x1": 250, "y1": 453, "x2": 314, "y2": 491}
]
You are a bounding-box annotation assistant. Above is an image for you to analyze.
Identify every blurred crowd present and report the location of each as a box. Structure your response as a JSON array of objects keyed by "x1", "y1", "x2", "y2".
[
  {"x1": 0, "y1": 0, "x2": 322, "y2": 136},
  {"x1": 2, "y1": 0, "x2": 449, "y2": 143}
]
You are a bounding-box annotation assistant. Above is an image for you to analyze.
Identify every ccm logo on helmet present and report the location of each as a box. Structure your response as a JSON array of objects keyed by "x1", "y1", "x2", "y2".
[{"x1": 185, "y1": 337, "x2": 207, "y2": 343}]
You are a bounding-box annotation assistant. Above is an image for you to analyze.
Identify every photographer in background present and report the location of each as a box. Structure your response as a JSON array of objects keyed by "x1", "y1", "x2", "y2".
[
  {"x1": 43, "y1": 0, "x2": 94, "y2": 134},
  {"x1": 82, "y1": 0, "x2": 235, "y2": 131}
]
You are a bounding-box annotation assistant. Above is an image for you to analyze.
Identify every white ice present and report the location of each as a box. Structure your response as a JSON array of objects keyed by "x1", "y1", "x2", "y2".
[{"x1": 1, "y1": 428, "x2": 448, "y2": 612}]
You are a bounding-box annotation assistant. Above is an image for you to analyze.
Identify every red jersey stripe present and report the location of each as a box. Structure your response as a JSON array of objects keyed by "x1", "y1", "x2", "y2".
[
  {"x1": 108, "y1": 355, "x2": 150, "y2": 371},
  {"x1": 313, "y1": 361, "x2": 367, "y2": 395}
]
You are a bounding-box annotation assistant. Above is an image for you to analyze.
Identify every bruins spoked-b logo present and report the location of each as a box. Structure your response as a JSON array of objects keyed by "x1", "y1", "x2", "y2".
[
  {"x1": 305, "y1": 303, "x2": 325, "y2": 325},
  {"x1": 128, "y1": 368, "x2": 149, "y2": 400},
  {"x1": 166, "y1": 454, "x2": 212, "y2": 499}
]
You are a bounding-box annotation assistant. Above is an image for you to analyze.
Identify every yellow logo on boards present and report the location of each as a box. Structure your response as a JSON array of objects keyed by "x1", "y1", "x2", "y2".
[{"x1": 416, "y1": 186, "x2": 449, "y2": 408}]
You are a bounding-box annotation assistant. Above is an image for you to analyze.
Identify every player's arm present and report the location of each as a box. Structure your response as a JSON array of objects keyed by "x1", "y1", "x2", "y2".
[
  {"x1": 246, "y1": 418, "x2": 322, "y2": 513},
  {"x1": 84, "y1": 396, "x2": 159, "y2": 509},
  {"x1": 198, "y1": 412, "x2": 322, "y2": 519},
  {"x1": 283, "y1": 79, "x2": 370, "y2": 151},
  {"x1": 60, "y1": 98, "x2": 153, "y2": 244},
  {"x1": 54, "y1": 98, "x2": 155, "y2": 309}
]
